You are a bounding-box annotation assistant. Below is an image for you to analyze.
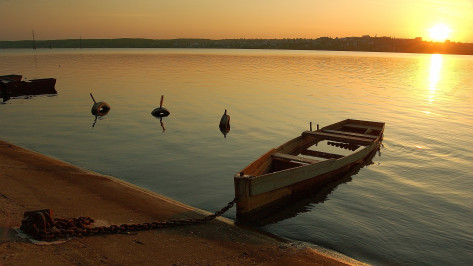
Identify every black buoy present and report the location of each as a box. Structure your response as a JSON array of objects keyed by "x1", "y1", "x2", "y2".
[
  {"x1": 219, "y1": 109, "x2": 230, "y2": 138},
  {"x1": 90, "y1": 93, "x2": 110, "y2": 116},
  {"x1": 151, "y1": 95, "x2": 170, "y2": 117}
]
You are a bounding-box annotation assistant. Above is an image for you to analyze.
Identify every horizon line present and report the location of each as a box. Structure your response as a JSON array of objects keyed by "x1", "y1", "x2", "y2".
[{"x1": 1, "y1": 35, "x2": 470, "y2": 44}]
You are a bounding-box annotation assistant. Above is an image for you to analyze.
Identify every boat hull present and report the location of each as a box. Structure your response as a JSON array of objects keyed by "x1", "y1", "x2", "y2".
[{"x1": 1, "y1": 75, "x2": 57, "y2": 99}]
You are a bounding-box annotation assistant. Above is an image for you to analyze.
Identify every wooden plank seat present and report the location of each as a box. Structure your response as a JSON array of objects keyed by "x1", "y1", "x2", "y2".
[
  {"x1": 272, "y1": 152, "x2": 320, "y2": 164},
  {"x1": 322, "y1": 129, "x2": 378, "y2": 139},
  {"x1": 344, "y1": 123, "x2": 383, "y2": 132},
  {"x1": 302, "y1": 131, "x2": 373, "y2": 145},
  {"x1": 301, "y1": 149, "x2": 344, "y2": 159}
]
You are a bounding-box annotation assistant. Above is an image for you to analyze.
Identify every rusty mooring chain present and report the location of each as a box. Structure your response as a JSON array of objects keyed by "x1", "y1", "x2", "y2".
[{"x1": 20, "y1": 198, "x2": 236, "y2": 241}]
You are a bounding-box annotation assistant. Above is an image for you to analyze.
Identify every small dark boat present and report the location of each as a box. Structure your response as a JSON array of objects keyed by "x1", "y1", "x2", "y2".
[
  {"x1": 234, "y1": 119, "x2": 385, "y2": 219},
  {"x1": 0, "y1": 75, "x2": 57, "y2": 100}
]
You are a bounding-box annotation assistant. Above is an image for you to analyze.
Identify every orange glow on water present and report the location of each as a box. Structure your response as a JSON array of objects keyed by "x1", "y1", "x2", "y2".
[{"x1": 427, "y1": 54, "x2": 443, "y2": 103}]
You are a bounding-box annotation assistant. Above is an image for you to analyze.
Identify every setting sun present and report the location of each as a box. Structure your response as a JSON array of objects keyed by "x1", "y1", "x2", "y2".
[{"x1": 429, "y1": 24, "x2": 452, "y2": 42}]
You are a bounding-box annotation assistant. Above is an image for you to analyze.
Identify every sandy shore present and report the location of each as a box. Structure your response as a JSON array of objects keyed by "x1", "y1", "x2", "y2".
[{"x1": 0, "y1": 140, "x2": 364, "y2": 265}]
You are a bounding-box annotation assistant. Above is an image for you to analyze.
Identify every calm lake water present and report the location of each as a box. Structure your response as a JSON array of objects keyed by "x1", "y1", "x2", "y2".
[{"x1": 1, "y1": 48, "x2": 472, "y2": 265}]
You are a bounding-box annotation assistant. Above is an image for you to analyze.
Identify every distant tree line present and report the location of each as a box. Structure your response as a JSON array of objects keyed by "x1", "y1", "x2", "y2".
[{"x1": 1, "y1": 37, "x2": 472, "y2": 55}]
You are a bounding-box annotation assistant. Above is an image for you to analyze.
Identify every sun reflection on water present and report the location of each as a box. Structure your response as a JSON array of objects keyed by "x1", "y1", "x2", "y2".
[{"x1": 428, "y1": 54, "x2": 443, "y2": 103}]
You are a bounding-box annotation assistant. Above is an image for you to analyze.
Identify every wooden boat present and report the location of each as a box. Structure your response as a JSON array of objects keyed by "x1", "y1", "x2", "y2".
[
  {"x1": 0, "y1": 75, "x2": 56, "y2": 100},
  {"x1": 234, "y1": 119, "x2": 385, "y2": 219}
]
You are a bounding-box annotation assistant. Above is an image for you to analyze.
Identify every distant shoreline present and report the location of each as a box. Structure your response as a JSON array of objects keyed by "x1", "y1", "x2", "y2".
[{"x1": 1, "y1": 36, "x2": 472, "y2": 55}]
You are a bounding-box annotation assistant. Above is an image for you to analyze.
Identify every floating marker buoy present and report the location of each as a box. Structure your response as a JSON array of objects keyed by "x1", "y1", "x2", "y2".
[
  {"x1": 151, "y1": 107, "x2": 170, "y2": 117},
  {"x1": 219, "y1": 109, "x2": 230, "y2": 128},
  {"x1": 219, "y1": 109, "x2": 230, "y2": 137},
  {"x1": 90, "y1": 93, "x2": 110, "y2": 116},
  {"x1": 91, "y1": 102, "x2": 111, "y2": 116},
  {"x1": 151, "y1": 95, "x2": 170, "y2": 117}
]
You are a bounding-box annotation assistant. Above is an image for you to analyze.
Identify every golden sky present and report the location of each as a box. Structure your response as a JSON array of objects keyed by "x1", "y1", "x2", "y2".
[{"x1": 1, "y1": 0, "x2": 472, "y2": 42}]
